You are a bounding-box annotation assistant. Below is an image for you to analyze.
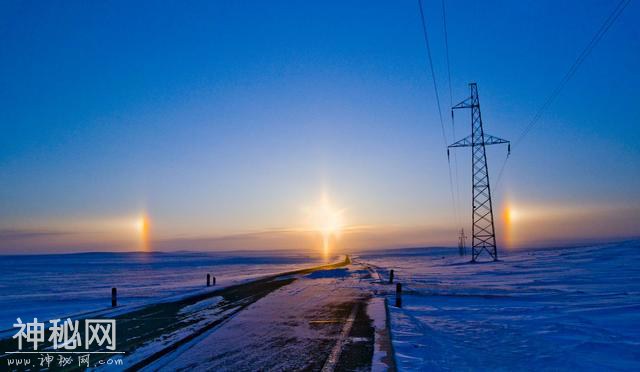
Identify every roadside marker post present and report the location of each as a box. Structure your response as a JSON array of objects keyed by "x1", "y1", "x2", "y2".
[
  {"x1": 112, "y1": 287, "x2": 117, "y2": 307},
  {"x1": 395, "y1": 283, "x2": 402, "y2": 308}
]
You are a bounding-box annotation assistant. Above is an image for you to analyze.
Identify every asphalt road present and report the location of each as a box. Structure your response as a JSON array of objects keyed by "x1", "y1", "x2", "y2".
[
  {"x1": 143, "y1": 264, "x2": 380, "y2": 371},
  {"x1": 0, "y1": 258, "x2": 394, "y2": 372}
]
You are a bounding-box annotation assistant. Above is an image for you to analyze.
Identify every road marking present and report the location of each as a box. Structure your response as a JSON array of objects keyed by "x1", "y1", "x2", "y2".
[{"x1": 321, "y1": 304, "x2": 359, "y2": 372}]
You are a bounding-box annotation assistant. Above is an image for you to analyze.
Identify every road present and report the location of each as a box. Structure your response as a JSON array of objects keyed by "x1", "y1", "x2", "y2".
[
  {"x1": 0, "y1": 258, "x2": 395, "y2": 371},
  {"x1": 138, "y1": 263, "x2": 392, "y2": 371}
]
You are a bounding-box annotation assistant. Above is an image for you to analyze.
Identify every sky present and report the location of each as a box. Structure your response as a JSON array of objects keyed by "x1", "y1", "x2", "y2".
[{"x1": 1, "y1": 0, "x2": 639, "y2": 254}]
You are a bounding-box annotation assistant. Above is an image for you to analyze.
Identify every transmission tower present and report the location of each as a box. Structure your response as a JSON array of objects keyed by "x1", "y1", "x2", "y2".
[
  {"x1": 448, "y1": 83, "x2": 510, "y2": 262},
  {"x1": 458, "y1": 228, "x2": 467, "y2": 257}
]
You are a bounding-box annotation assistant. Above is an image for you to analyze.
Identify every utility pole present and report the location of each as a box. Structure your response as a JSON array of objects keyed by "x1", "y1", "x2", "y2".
[{"x1": 448, "y1": 83, "x2": 510, "y2": 262}]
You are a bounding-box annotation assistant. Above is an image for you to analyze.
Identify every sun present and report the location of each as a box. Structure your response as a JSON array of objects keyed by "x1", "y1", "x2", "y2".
[
  {"x1": 307, "y1": 194, "x2": 344, "y2": 259},
  {"x1": 313, "y1": 196, "x2": 344, "y2": 235},
  {"x1": 320, "y1": 206, "x2": 344, "y2": 237},
  {"x1": 135, "y1": 216, "x2": 146, "y2": 232}
]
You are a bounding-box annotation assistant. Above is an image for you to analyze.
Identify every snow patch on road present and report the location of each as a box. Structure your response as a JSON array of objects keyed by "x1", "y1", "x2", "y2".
[
  {"x1": 178, "y1": 296, "x2": 223, "y2": 315},
  {"x1": 307, "y1": 268, "x2": 351, "y2": 279},
  {"x1": 368, "y1": 297, "x2": 395, "y2": 371}
]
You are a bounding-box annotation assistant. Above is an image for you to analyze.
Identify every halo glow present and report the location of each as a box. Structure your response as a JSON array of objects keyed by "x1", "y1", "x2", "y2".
[{"x1": 135, "y1": 215, "x2": 150, "y2": 251}]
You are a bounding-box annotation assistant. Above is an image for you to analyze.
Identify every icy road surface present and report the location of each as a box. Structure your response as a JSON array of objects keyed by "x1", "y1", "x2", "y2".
[{"x1": 143, "y1": 264, "x2": 393, "y2": 371}]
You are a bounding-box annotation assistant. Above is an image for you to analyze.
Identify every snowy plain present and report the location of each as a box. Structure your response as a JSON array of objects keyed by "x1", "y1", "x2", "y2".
[
  {"x1": 0, "y1": 250, "x2": 325, "y2": 330},
  {"x1": 1, "y1": 241, "x2": 638, "y2": 371},
  {"x1": 358, "y1": 240, "x2": 640, "y2": 370}
]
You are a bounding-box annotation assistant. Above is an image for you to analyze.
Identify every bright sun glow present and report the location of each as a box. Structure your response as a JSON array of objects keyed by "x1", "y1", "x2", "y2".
[
  {"x1": 307, "y1": 194, "x2": 345, "y2": 259},
  {"x1": 135, "y1": 217, "x2": 146, "y2": 232}
]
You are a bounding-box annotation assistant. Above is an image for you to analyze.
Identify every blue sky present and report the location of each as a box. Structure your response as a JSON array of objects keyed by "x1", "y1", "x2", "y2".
[{"x1": 1, "y1": 1, "x2": 638, "y2": 253}]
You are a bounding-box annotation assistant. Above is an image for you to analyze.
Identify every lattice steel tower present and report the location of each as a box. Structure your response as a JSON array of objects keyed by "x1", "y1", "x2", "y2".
[
  {"x1": 458, "y1": 228, "x2": 467, "y2": 257},
  {"x1": 448, "y1": 83, "x2": 510, "y2": 262}
]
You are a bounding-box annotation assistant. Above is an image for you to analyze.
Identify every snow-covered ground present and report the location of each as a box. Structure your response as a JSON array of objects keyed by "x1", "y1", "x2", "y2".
[
  {"x1": 3, "y1": 242, "x2": 638, "y2": 370},
  {"x1": 358, "y1": 240, "x2": 640, "y2": 370},
  {"x1": 0, "y1": 251, "x2": 326, "y2": 329}
]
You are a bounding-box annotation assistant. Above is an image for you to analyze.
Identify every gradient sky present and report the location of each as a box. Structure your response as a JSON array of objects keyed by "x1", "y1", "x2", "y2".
[{"x1": 1, "y1": 1, "x2": 639, "y2": 254}]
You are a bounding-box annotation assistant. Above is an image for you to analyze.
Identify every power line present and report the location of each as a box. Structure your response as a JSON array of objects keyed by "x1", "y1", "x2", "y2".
[
  {"x1": 418, "y1": 0, "x2": 447, "y2": 144},
  {"x1": 494, "y1": 0, "x2": 631, "y2": 195},
  {"x1": 515, "y1": 0, "x2": 631, "y2": 145},
  {"x1": 417, "y1": 0, "x2": 459, "y2": 226},
  {"x1": 441, "y1": 0, "x2": 462, "y2": 224},
  {"x1": 441, "y1": 0, "x2": 453, "y2": 107},
  {"x1": 493, "y1": 153, "x2": 510, "y2": 194}
]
